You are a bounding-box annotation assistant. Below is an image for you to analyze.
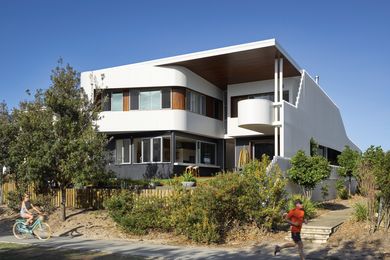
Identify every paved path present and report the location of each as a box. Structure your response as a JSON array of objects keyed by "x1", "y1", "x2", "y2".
[
  {"x1": 0, "y1": 235, "x2": 327, "y2": 259},
  {"x1": 306, "y1": 206, "x2": 353, "y2": 229},
  {"x1": 0, "y1": 207, "x2": 358, "y2": 259}
]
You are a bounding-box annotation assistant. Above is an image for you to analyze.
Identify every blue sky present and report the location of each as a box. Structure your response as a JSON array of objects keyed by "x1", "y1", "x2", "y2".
[{"x1": 0, "y1": 0, "x2": 389, "y2": 151}]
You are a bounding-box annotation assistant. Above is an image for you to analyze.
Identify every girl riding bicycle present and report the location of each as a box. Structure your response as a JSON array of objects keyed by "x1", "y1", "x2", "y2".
[{"x1": 20, "y1": 193, "x2": 42, "y2": 225}]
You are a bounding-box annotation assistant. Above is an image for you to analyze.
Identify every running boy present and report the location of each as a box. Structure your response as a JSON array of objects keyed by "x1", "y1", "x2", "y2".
[{"x1": 274, "y1": 199, "x2": 307, "y2": 260}]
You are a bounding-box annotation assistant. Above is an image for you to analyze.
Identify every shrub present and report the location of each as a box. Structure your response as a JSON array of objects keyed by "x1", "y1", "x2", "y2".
[
  {"x1": 105, "y1": 191, "x2": 171, "y2": 235},
  {"x1": 7, "y1": 191, "x2": 23, "y2": 212},
  {"x1": 353, "y1": 202, "x2": 368, "y2": 222},
  {"x1": 181, "y1": 172, "x2": 196, "y2": 183},
  {"x1": 336, "y1": 179, "x2": 348, "y2": 200},
  {"x1": 287, "y1": 195, "x2": 317, "y2": 220},
  {"x1": 32, "y1": 194, "x2": 57, "y2": 214}
]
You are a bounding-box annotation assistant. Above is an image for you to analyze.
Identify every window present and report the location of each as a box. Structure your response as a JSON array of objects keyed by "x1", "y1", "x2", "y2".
[
  {"x1": 163, "y1": 137, "x2": 171, "y2": 162},
  {"x1": 175, "y1": 137, "x2": 217, "y2": 165},
  {"x1": 140, "y1": 90, "x2": 161, "y2": 110},
  {"x1": 133, "y1": 136, "x2": 171, "y2": 163},
  {"x1": 115, "y1": 139, "x2": 130, "y2": 164},
  {"x1": 102, "y1": 92, "x2": 111, "y2": 111},
  {"x1": 152, "y1": 138, "x2": 161, "y2": 162},
  {"x1": 130, "y1": 90, "x2": 139, "y2": 110},
  {"x1": 142, "y1": 138, "x2": 151, "y2": 162},
  {"x1": 176, "y1": 137, "x2": 196, "y2": 163},
  {"x1": 111, "y1": 92, "x2": 123, "y2": 111},
  {"x1": 133, "y1": 138, "x2": 142, "y2": 163},
  {"x1": 186, "y1": 90, "x2": 206, "y2": 115},
  {"x1": 198, "y1": 141, "x2": 216, "y2": 165},
  {"x1": 162, "y1": 89, "x2": 171, "y2": 109}
]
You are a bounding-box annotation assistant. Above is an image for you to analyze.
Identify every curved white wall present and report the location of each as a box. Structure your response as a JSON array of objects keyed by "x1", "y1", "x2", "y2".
[
  {"x1": 81, "y1": 65, "x2": 223, "y2": 100},
  {"x1": 97, "y1": 110, "x2": 224, "y2": 139},
  {"x1": 237, "y1": 99, "x2": 273, "y2": 134},
  {"x1": 283, "y1": 72, "x2": 360, "y2": 157}
]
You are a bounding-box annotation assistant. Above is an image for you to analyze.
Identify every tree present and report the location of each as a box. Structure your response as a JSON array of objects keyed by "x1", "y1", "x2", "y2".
[
  {"x1": 0, "y1": 101, "x2": 15, "y2": 202},
  {"x1": 337, "y1": 145, "x2": 361, "y2": 196},
  {"x1": 6, "y1": 61, "x2": 112, "y2": 221},
  {"x1": 7, "y1": 91, "x2": 55, "y2": 193},
  {"x1": 288, "y1": 150, "x2": 331, "y2": 199},
  {"x1": 44, "y1": 61, "x2": 112, "y2": 220}
]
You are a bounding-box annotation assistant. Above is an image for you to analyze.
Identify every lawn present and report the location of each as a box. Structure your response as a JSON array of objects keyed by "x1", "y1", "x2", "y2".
[{"x1": 0, "y1": 242, "x2": 146, "y2": 260}]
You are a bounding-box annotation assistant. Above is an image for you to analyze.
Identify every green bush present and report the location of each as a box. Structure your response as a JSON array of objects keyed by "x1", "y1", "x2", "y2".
[
  {"x1": 105, "y1": 191, "x2": 171, "y2": 235},
  {"x1": 336, "y1": 179, "x2": 349, "y2": 200},
  {"x1": 6, "y1": 191, "x2": 23, "y2": 212},
  {"x1": 181, "y1": 172, "x2": 196, "y2": 183},
  {"x1": 106, "y1": 156, "x2": 288, "y2": 244},
  {"x1": 287, "y1": 195, "x2": 317, "y2": 220},
  {"x1": 32, "y1": 194, "x2": 57, "y2": 214},
  {"x1": 353, "y1": 202, "x2": 368, "y2": 222}
]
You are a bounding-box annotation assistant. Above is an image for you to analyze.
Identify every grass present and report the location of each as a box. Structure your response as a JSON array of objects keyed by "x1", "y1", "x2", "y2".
[{"x1": 0, "y1": 242, "x2": 146, "y2": 260}]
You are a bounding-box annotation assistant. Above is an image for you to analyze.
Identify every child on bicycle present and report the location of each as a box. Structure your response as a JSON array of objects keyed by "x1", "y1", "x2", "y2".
[{"x1": 20, "y1": 193, "x2": 42, "y2": 225}]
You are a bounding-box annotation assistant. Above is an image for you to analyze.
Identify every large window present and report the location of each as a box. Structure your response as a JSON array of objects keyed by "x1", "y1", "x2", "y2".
[
  {"x1": 162, "y1": 89, "x2": 171, "y2": 109},
  {"x1": 175, "y1": 137, "x2": 216, "y2": 165},
  {"x1": 198, "y1": 141, "x2": 216, "y2": 165},
  {"x1": 140, "y1": 90, "x2": 162, "y2": 110},
  {"x1": 115, "y1": 139, "x2": 130, "y2": 164},
  {"x1": 176, "y1": 137, "x2": 196, "y2": 163},
  {"x1": 111, "y1": 92, "x2": 123, "y2": 111},
  {"x1": 186, "y1": 90, "x2": 206, "y2": 116},
  {"x1": 133, "y1": 137, "x2": 171, "y2": 163}
]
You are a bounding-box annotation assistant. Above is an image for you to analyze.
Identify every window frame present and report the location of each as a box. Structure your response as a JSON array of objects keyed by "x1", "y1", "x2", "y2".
[{"x1": 115, "y1": 138, "x2": 131, "y2": 165}]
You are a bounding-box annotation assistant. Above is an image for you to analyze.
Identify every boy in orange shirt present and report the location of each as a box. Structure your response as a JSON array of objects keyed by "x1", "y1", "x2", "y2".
[{"x1": 274, "y1": 199, "x2": 307, "y2": 260}]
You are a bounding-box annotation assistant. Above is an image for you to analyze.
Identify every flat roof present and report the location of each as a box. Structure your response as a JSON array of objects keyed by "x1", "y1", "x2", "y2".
[
  {"x1": 154, "y1": 39, "x2": 301, "y2": 89},
  {"x1": 88, "y1": 39, "x2": 302, "y2": 89}
]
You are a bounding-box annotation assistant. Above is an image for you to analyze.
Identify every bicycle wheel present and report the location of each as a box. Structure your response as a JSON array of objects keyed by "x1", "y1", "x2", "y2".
[
  {"x1": 13, "y1": 222, "x2": 27, "y2": 239},
  {"x1": 33, "y1": 222, "x2": 51, "y2": 240}
]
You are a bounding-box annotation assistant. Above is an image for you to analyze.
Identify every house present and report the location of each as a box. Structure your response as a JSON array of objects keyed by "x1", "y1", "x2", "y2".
[{"x1": 80, "y1": 39, "x2": 359, "y2": 179}]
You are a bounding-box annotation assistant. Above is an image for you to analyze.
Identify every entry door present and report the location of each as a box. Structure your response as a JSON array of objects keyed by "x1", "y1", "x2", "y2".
[{"x1": 252, "y1": 142, "x2": 274, "y2": 160}]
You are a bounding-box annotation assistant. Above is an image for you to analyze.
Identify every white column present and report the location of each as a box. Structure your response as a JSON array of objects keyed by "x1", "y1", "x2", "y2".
[
  {"x1": 274, "y1": 59, "x2": 279, "y2": 157},
  {"x1": 279, "y1": 58, "x2": 284, "y2": 157}
]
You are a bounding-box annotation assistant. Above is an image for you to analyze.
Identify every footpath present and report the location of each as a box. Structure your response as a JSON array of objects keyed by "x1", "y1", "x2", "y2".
[{"x1": 1, "y1": 206, "x2": 372, "y2": 259}]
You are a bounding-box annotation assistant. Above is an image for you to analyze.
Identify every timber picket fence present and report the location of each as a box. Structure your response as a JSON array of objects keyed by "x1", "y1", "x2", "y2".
[{"x1": 1, "y1": 182, "x2": 177, "y2": 209}]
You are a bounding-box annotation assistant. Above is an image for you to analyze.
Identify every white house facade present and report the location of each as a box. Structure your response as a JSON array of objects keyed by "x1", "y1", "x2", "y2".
[{"x1": 81, "y1": 39, "x2": 359, "y2": 179}]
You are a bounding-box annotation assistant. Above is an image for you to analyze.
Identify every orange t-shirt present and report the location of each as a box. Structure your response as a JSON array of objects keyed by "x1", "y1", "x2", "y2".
[{"x1": 287, "y1": 208, "x2": 305, "y2": 233}]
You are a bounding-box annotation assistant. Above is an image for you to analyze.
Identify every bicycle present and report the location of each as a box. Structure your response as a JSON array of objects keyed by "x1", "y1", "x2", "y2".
[{"x1": 13, "y1": 214, "x2": 52, "y2": 240}]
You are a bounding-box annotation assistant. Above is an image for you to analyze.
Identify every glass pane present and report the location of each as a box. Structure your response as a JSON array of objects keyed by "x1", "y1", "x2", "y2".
[
  {"x1": 123, "y1": 139, "x2": 130, "y2": 163},
  {"x1": 150, "y1": 91, "x2": 161, "y2": 110},
  {"x1": 130, "y1": 90, "x2": 139, "y2": 110},
  {"x1": 103, "y1": 92, "x2": 111, "y2": 111},
  {"x1": 175, "y1": 137, "x2": 196, "y2": 163},
  {"x1": 115, "y1": 139, "x2": 123, "y2": 164},
  {"x1": 133, "y1": 138, "x2": 142, "y2": 163},
  {"x1": 200, "y1": 142, "x2": 216, "y2": 165},
  {"x1": 111, "y1": 92, "x2": 123, "y2": 111},
  {"x1": 152, "y1": 138, "x2": 161, "y2": 162},
  {"x1": 163, "y1": 137, "x2": 171, "y2": 162},
  {"x1": 162, "y1": 89, "x2": 171, "y2": 108},
  {"x1": 186, "y1": 91, "x2": 191, "y2": 110},
  {"x1": 142, "y1": 139, "x2": 151, "y2": 162},
  {"x1": 139, "y1": 91, "x2": 151, "y2": 110}
]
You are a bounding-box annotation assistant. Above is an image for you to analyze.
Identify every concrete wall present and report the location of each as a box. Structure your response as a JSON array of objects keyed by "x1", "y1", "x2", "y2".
[
  {"x1": 226, "y1": 77, "x2": 300, "y2": 137},
  {"x1": 80, "y1": 65, "x2": 223, "y2": 100},
  {"x1": 97, "y1": 110, "x2": 224, "y2": 139},
  {"x1": 283, "y1": 72, "x2": 360, "y2": 157},
  {"x1": 271, "y1": 156, "x2": 357, "y2": 202}
]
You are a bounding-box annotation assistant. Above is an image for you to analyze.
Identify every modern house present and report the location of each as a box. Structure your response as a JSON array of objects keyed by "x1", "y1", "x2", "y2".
[{"x1": 81, "y1": 39, "x2": 359, "y2": 180}]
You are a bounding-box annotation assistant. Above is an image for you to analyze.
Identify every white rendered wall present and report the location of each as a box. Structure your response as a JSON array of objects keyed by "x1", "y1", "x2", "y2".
[
  {"x1": 283, "y1": 72, "x2": 360, "y2": 157},
  {"x1": 97, "y1": 110, "x2": 224, "y2": 139},
  {"x1": 80, "y1": 65, "x2": 223, "y2": 101},
  {"x1": 226, "y1": 77, "x2": 300, "y2": 137}
]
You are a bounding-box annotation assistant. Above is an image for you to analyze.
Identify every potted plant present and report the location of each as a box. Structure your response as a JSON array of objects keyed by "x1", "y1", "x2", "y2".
[{"x1": 181, "y1": 171, "x2": 196, "y2": 187}]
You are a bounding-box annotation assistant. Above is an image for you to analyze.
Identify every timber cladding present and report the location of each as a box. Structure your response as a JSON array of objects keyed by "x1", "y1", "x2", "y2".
[
  {"x1": 172, "y1": 88, "x2": 186, "y2": 110},
  {"x1": 123, "y1": 90, "x2": 129, "y2": 111}
]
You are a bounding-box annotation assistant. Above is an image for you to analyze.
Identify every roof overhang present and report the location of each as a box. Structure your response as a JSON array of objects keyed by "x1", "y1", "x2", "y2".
[{"x1": 154, "y1": 39, "x2": 301, "y2": 89}]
